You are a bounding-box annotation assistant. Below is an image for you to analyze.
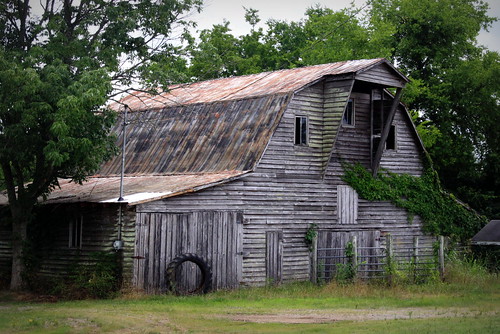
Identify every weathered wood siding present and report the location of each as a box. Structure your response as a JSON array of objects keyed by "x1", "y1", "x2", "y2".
[
  {"x1": 0, "y1": 220, "x2": 11, "y2": 285},
  {"x1": 18, "y1": 204, "x2": 136, "y2": 285},
  {"x1": 324, "y1": 87, "x2": 429, "y2": 264},
  {"x1": 317, "y1": 230, "x2": 381, "y2": 280},
  {"x1": 356, "y1": 63, "x2": 407, "y2": 88},
  {"x1": 133, "y1": 210, "x2": 243, "y2": 293}
]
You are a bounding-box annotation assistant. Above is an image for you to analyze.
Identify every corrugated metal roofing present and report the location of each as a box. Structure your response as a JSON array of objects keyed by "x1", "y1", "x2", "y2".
[
  {"x1": 99, "y1": 94, "x2": 291, "y2": 176},
  {"x1": 114, "y1": 58, "x2": 404, "y2": 111},
  {"x1": 10, "y1": 171, "x2": 248, "y2": 206}
]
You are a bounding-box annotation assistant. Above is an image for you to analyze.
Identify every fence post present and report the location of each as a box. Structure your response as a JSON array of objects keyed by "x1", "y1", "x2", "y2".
[
  {"x1": 351, "y1": 235, "x2": 358, "y2": 279},
  {"x1": 413, "y1": 236, "x2": 419, "y2": 282},
  {"x1": 438, "y1": 235, "x2": 445, "y2": 280},
  {"x1": 386, "y1": 234, "x2": 393, "y2": 285},
  {"x1": 311, "y1": 234, "x2": 318, "y2": 283}
]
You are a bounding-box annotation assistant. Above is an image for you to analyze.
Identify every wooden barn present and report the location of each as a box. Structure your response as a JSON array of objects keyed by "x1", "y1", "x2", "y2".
[{"x1": 0, "y1": 58, "x2": 436, "y2": 292}]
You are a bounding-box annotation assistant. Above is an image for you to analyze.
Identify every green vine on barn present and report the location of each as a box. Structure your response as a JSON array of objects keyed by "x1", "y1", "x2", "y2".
[{"x1": 342, "y1": 163, "x2": 486, "y2": 241}]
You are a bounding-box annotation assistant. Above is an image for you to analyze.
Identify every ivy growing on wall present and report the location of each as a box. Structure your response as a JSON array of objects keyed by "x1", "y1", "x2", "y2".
[{"x1": 342, "y1": 163, "x2": 487, "y2": 241}]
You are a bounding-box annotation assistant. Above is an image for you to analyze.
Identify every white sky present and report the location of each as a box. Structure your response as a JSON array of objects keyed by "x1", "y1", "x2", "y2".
[{"x1": 191, "y1": 0, "x2": 500, "y2": 52}]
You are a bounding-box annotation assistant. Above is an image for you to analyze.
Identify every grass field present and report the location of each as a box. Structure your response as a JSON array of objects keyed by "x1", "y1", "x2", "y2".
[{"x1": 0, "y1": 262, "x2": 498, "y2": 333}]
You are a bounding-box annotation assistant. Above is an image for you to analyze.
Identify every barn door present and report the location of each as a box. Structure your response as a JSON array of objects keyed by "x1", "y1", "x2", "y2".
[
  {"x1": 133, "y1": 211, "x2": 243, "y2": 293},
  {"x1": 266, "y1": 231, "x2": 283, "y2": 284}
]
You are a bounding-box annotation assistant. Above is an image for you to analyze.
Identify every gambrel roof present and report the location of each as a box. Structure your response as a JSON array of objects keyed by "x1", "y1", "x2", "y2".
[
  {"x1": 0, "y1": 58, "x2": 410, "y2": 205},
  {"x1": 115, "y1": 58, "x2": 407, "y2": 111}
]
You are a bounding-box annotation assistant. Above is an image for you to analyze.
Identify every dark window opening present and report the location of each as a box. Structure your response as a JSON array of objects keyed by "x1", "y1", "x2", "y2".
[
  {"x1": 294, "y1": 116, "x2": 308, "y2": 145},
  {"x1": 386, "y1": 125, "x2": 396, "y2": 150},
  {"x1": 373, "y1": 100, "x2": 383, "y2": 135},
  {"x1": 69, "y1": 216, "x2": 83, "y2": 249},
  {"x1": 342, "y1": 99, "x2": 355, "y2": 126}
]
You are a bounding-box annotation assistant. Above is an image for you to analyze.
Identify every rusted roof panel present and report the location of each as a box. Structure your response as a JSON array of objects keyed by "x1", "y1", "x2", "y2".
[
  {"x1": 0, "y1": 171, "x2": 248, "y2": 206},
  {"x1": 114, "y1": 58, "x2": 403, "y2": 111},
  {"x1": 99, "y1": 94, "x2": 291, "y2": 176}
]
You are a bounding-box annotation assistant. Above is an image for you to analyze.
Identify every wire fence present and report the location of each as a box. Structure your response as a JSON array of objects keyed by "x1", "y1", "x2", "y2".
[{"x1": 312, "y1": 235, "x2": 449, "y2": 284}]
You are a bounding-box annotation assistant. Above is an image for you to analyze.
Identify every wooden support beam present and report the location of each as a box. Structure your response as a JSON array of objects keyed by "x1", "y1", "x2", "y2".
[{"x1": 372, "y1": 87, "x2": 403, "y2": 176}]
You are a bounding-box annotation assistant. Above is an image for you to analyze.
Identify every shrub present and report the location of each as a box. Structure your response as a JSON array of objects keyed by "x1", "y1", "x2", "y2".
[{"x1": 68, "y1": 251, "x2": 121, "y2": 299}]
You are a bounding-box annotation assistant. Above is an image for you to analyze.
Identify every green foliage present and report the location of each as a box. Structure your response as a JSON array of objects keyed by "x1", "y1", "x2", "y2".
[
  {"x1": 68, "y1": 252, "x2": 121, "y2": 299},
  {"x1": 342, "y1": 163, "x2": 487, "y2": 240},
  {"x1": 1, "y1": 0, "x2": 202, "y2": 290},
  {"x1": 445, "y1": 251, "x2": 497, "y2": 285},
  {"x1": 304, "y1": 223, "x2": 318, "y2": 251},
  {"x1": 335, "y1": 242, "x2": 357, "y2": 284}
]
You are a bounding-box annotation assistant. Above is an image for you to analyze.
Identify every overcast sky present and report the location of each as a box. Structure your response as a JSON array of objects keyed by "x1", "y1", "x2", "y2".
[{"x1": 191, "y1": 0, "x2": 500, "y2": 52}]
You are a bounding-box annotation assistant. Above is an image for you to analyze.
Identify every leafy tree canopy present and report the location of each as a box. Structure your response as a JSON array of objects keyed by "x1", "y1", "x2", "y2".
[{"x1": 0, "y1": 0, "x2": 201, "y2": 290}]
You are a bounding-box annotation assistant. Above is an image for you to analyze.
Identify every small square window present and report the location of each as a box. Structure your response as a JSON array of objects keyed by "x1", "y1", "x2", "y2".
[
  {"x1": 294, "y1": 116, "x2": 308, "y2": 145},
  {"x1": 342, "y1": 99, "x2": 355, "y2": 126},
  {"x1": 69, "y1": 216, "x2": 83, "y2": 249}
]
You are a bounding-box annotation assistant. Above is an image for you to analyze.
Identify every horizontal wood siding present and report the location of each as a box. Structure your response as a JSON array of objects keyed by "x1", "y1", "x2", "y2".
[
  {"x1": 121, "y1": 206, "x2": 137, "y2": 287},
  {"x1": 0, "y1": 223, "x2": 11, "y2": 283},
  {"x1": 356, "y1": 63, "x2": 407, "y2": 88},
  {"x1": 322, "y1": 78, "x2": 355, "y2": 171},
  {"x1": 379, "y1": 108, "x2": 424, "y2": 176},
  {"x1": 26, "y1": 204, "x2": 131, "y2": 280}
]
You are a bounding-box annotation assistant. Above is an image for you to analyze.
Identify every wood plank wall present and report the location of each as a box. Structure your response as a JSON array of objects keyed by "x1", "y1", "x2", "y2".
[
  {"x1": 0, "y1": 224, "x2": 11, "y2": 284},
  {"x1": 24, "y1": 204, "x2": 136, "y2": 280},
  {"x1": 133, "y1": 211, "x2": 243, "y2": 293}
]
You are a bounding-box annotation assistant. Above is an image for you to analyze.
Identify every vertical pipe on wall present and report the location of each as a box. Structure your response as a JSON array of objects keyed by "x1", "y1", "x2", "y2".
[{"x1": 118, "y1": 105, "x2": 128, "y2": 202}]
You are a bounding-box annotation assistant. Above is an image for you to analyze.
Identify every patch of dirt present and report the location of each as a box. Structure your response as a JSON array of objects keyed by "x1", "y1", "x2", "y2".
[{"x1": 223, "y1": 308, "x2": 498, "y2": 324}]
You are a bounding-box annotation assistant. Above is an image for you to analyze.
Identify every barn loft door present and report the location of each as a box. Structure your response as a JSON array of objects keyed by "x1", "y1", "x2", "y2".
[
  {"x1": 337, "y1": 185, "x2": 358, "y2": 225},
  {"x1": 266, "y1": 231, "x2": 283, "y2": 284},
  {"x1": 133, "y1": 211, "x2": 243, "y2": 293}
]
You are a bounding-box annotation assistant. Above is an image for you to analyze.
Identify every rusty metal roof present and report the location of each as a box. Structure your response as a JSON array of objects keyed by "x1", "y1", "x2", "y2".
[
  {"x1": 114, "y1": 58, "x2": 403, "y2": 110},
  {"x1": 0, "y1": 171, "x2": 247, "y2": 206},
  {"x1": 99, "y1": 94, "x2": 291, "y2": 176}
]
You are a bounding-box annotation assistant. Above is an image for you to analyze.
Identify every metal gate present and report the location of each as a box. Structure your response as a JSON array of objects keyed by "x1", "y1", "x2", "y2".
[{"x1": 316, "y1": 230, "x2": 382, "y2": 281}]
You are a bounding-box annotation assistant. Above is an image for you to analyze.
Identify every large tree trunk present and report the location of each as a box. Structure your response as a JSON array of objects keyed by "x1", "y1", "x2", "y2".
[{"x1": 9, "y1": 205, "x2": 30, "y2": 291}]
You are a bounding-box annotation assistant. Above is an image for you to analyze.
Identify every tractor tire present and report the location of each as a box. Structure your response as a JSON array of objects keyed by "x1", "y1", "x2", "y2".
[{"x1": 166, "y1": 253, "x2": 212, "y2": 295}]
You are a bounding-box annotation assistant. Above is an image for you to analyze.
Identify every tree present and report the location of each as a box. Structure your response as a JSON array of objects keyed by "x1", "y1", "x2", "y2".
[
  {"x1": 187, "y1": 21, "x2": 242, "y2": 80},
  {"x1": 369, "y1": 0, "x2": 499, "y2": 218},
  {"x1": 0, "y1": 0, "x2": 201, "y2": 290},
  {"x1": 300, "y1": 5, "x2": 392, "y2": 65}
]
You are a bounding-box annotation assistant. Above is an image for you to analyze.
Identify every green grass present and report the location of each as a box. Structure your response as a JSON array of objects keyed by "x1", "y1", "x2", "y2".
[{"x1": 0, "y1": 266, "x2": 498, "y2": 333}]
